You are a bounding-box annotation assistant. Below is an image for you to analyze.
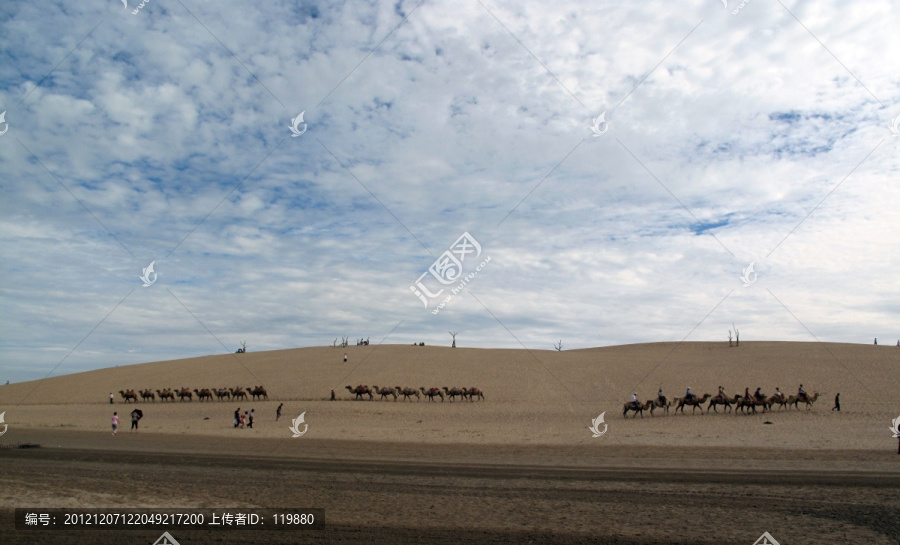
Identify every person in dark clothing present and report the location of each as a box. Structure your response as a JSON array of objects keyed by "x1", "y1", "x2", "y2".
[
  {"x1": 832, "y1": 393, "x2": 840, "y2": 411},
  {"x1": 234, "y1": 408, "x2": 240, "y2": 428},
  {"x1": 276, "y1": 403, "x2": 283, "y2": 421}
]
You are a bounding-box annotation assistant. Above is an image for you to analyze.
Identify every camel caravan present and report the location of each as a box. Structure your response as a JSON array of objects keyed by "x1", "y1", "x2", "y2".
[
  {"x1": 114, "y1": 386, "x2": 267, "y2": 403},
  {"x1": 344, "y1": 385, "x2": 485, "y2": 402},
  {"x1": 624, "y1": 386, "x2": 820, "y2": 418}
]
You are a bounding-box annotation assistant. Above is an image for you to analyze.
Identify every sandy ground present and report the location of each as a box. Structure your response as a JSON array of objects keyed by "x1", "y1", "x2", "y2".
[{"x1": 1, "y1": 342, "x2": 898, "y2": 543}]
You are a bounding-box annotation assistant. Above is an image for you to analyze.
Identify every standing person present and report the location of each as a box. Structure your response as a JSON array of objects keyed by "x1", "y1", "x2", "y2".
[
  {"x1": 832, "y1": 393, "x2": 841, "y2": 411},
  {"x1": 343, "y1": 353, "x2": 348, "y2": 363},
  {"x1": 111, "y1": 412, "x2": 119, "y2": 436},
  {"x1": 234, "y1": 407, "x2": 240, "y2": 428},
  {"x1": 109, "y1": 392, "x2": 114, "y2": 405},
  {"x1": 276, "y1": 403, "x2": 283, "y2": 421},
  {"x1": 248, "y1": 409, "x2": 255, "y2": 428},
  {"x1": 330, "y1": 389, "x2": 336, "y2": 401},
  {"x1": 874, "y1": 338, "x2": 877, "y2": 345},
  {"x1": 130, "y1": 409, "x2": 140, "y2": 431},
  {"x1": 240, "y1": 411, "x2": 247, "y2": 429}
]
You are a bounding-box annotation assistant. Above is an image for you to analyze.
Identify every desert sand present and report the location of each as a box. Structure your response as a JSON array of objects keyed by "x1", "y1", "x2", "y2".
[{"x1": 1, "y1": 342, "x2": 898, "y2": 544}]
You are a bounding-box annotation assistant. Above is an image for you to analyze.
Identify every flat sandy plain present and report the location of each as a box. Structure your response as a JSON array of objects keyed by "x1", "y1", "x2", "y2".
[{"x1": 0, "y1": 341, "x2": 898, "y2": 544}]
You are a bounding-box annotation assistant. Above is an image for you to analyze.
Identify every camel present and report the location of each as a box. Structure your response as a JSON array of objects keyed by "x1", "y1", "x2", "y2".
[
  {"x1": 214, "y1": 388, "x2": 231, "y2": 401},
  {"x1": 736, "y1": 395, "x2": 771, "y2": 415},
  {"x1": 675, "y1": 393, "x2": 711, "y2": 415},
  {"x1": 791, "y1": 391, "x2": 819, "y2": 411},
  {"x1": 372, "y1": 386, "x2": 397, "y2": 401},
  {"x1": 768, "y1": 394, "x2": 792, "y2": 410},
  {"x1": 229, "y1": 387, "x2": 247, "y2": 400},
  {"x1": 139, "y1": 389, "x2": 155, "y2": 402},
  {"x1": 463, "y1": 387, "x2": 484, "y2": 401},
  {"x1": 649, "y1": 397, "x2": 672, "y2": 416},
  {"x1": 420, "y1": 387, "x2": 444, "y2": 402},
  {"x1": 246, "y1": 386, "x2": 268, "y2": 401},
  {"x1": 707, "y1": 394, "x2": 741, "y2": 414},
  {"x1": 394, "y1": 387, "x2": 420, "y2": 402},
  {"x1": 176, "y1": 387, "x2": 192, "y2": 402},
  {"x1": 442, "y1": 387, "x2": 465, "y2": 402},
  {"x1": 156, "y1": 389, "x2": 175, "y2": 402},
  {"x1": 345, "y1": 385, "x2": 373, "y2": 400},
  {"x1": 193, "y1": 388, "x2": 213, "y2": 402},
  {"x1": 623, "y1": 400, "x2": 653, "y2": 418},
  {"x1": 119, "y1": 389, "x2": 137, "y2": 403}
]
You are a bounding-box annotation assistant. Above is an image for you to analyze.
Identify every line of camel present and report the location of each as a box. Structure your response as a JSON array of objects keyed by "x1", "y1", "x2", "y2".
[
  {"x1": 116, "y1": 387, "x2": 268, "y2": 403},
  {"x1": 623, "y1": 391, "x2": 820, "y2": 418},
  {"x1": 344, "y1": 386, "x2": 485, "y2": 402}
]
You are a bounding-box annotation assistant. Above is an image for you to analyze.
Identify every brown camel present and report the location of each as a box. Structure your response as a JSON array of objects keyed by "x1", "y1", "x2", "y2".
[
  {"x1": 442, "y1": 387, "x2": 465, "y2": 402},
  {"x1": 230, "y1": 387, "x2": 247, "y2": 400},
  {"x1": 768, "y1": 394, "x2": 791, "y2": 410},
  {"x1": 176, "y1": 387, "x2": 192, "y2": 402},
  {"x1": 463, "y1": 387, "x2": 484, "y2": 401},
  {"x1": 214, "y1": 388, "x2": 231, "y2": 401},
  {"x1": 156, "y1": 389, "x2": 175, "y2": 402},
  {"x1": 345, "y1": 385, "x2": 374, "y2": 400},
  {"x1": 649, "y1": 397, "x2": 672, "y2": 416},
  {"x1": 736, "y1": 395, "x2": 771, "y2": 415},
  {"x1": 623, "y1": 400, "x2": 653, "y2": 418},
  {"x1": 139, "y1": 389, "x2": 155, "y2": 402},
  {"x1": 420, "y1": 387, "x2": 444, "y2": 402},
  {"x1": 246, "y1": 386, "x2": 268, "y2": 401},
  {"x1": 193, "y1": 388, "x2": 213, "y2": 402},
  {"x1": 372, "y1": 386, "x2": 397, "y2": 401},
  {"x1": 394, "y1": 387, "x2": 420, "y2": 402},
  {"x1": 707, "y1": 393, "x2": 741, "y2": 414},
  {"x1": 675, "y1": 393, "x2": 711, "y2": 415},
  {"x1": 119, "y1": 389, "x2": 137, "y2": 403},
  {"x1": 791, "y1": 391, "x2": 819, "y2": 411}
]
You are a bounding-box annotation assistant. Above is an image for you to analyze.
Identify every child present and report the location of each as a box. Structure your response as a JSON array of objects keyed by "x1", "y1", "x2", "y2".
[{"x1": 111, "y1": 412, "x2": 119, "y2": 436}]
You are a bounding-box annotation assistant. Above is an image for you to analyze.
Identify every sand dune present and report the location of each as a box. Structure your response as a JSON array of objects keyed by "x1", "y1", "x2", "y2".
[{"x1": 1, "y1": 342, "x2": 897, "y2": 450}]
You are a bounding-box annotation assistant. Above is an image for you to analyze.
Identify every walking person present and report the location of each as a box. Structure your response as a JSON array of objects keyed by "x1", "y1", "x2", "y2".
[
  {"x1": 109, "y1": 392, "x2": 114, "y2": 405},
  {"x1": 330, "y1": 389, "x2": 336, "y2": 401},
  {"x1": 832, "y1": 393, "x2": 841, "y2": 412},
  {"x1": 130, "y1": 409, "x2": 142, "y2": 431},
  {"x1": 234, "y1": 407, "x2": 240, "y2": 428},
  {"x1": 343, "y1": 353, "x2": 348, "y2": 363},
  {"x1": 248, "y1": 409, "x2": 255, "y2": 428},
  {"x1": 240, "y1": 411, "x2": 247, "y2": 429},
  {"x1": 111, "y1": 412, "x2": 119, "y2": 436},
  {"x1": 276, "y1": 403, "x2": 283, "y2": 421}
]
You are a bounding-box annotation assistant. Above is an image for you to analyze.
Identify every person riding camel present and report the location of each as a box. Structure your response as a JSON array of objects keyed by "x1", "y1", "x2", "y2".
[
  {"x1": 717, "y1": 385, "x2": 725, "y2": 401},
  {"x1": 631, "y1": 393, "x2": 640, "y2": 411},
  {"x1": 754, "y1": 387, "x2": 764, "y2": 401},
  {"x1": 774, "y1": 387, "x2": 783, "y2": 400},
  {"x1": 685, "y1": 387, "x2": 694, "y2": 403},
  {"x1": 744, "y1": 387, "x2": 750, "y2": 402},
  {"x1": 798, "y1": 384, "x2": 807, "y2": 402},
  {"x1": 657, "y1": 389, "x2": 666, "y2": 406}
]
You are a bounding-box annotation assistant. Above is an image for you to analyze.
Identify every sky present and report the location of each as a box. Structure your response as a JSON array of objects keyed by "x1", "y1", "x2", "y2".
[{"x1": 1, "y1": 0, "x2": 898, "y2": 383}]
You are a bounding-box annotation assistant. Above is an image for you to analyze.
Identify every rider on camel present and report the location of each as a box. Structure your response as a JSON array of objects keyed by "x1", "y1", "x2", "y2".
[
  {"x1": 717, "y1": 385, "x2": 725, "y2": 401},
  {"x1": 744, "y1": 387, "x2": 751, "y2": 403},
  {"x1": 754, "y1": 387, "x2": 764, "y2": 401},
  {"x1": 774, "y1": 387, "x2": 783, "y2": 400},
  {"x1": 657, "y1": 389, "x2": 666, "y2": 406},
  {"x1": 685, "y1": 387, "x2": 694, "y2": 403},
  {"x1": 798, "y1": 384, "x2": 807, "y2": 402},
  {"x1": 631, "y1": 392, "x2": 640, "y2": 411}
]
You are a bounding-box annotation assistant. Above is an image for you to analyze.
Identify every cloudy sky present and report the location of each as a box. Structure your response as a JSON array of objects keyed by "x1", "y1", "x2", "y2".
[{"x1": 1, "y1": 0, "x2": 898, "y2": 382}]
